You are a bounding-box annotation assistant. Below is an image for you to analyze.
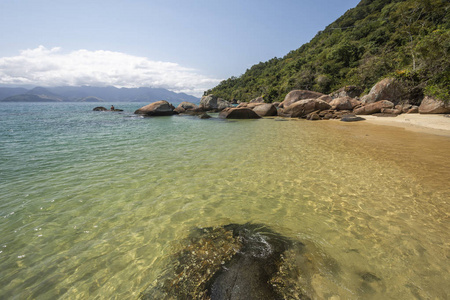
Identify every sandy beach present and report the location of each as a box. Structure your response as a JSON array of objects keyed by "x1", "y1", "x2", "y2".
[{"x1": 360, "y1": 114, "x2": 450, "y2": 136}]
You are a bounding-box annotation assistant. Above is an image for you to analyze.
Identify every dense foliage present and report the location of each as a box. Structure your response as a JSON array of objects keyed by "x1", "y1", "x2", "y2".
[{"x1": 206, "y1": 0, "x2": 449, "y2": 103}]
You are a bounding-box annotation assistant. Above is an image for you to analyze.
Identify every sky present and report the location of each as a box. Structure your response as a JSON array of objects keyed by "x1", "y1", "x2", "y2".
[{"x1": 0, "y1": 0, "x2": 361, "y2": 97}]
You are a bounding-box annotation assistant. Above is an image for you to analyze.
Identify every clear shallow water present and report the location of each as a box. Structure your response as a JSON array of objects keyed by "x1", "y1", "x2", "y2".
[{"x1": 0, "y1": 103, "x2": 449, "y2": 299}]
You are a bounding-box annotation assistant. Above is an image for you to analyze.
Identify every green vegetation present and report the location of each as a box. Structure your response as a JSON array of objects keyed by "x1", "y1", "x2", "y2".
[{"x1": 206, "y1": 0, "x2": 449, "y2": 103}]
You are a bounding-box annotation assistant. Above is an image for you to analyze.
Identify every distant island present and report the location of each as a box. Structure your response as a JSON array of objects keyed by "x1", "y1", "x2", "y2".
[{"x1": 0, "y1": 86, "x2": 199, "y2": 104}]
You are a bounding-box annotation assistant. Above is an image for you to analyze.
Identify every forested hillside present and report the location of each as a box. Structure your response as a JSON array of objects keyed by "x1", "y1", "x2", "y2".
[{"x1": 207, "y1": 0, "x2": 449, "y2": 103}]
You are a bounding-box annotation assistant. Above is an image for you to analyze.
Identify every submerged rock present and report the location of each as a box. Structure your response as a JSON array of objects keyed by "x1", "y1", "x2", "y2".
[
  {"x1": 207, "y1": 224, "x2": 293, "y2": 300},
  {"x1": 140, "y1": 223, "x2": 348, "y2": 300}
]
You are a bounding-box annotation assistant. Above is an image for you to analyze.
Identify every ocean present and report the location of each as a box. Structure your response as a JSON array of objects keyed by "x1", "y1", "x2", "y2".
[{"x1": 0, "y1": 102, "x2": 449, "y2": 299}]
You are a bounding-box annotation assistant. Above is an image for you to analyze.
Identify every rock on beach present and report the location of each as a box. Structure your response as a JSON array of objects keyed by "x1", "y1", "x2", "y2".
[
  {"x1": 252, "y1": 103, "x2": 278, "y2": 117},
  {"x1": 419, "y1": 96, "x2": 450, "y2": 114},
  {"x1": 329, "y1": 96, "x2": 361, "y2": 111},
  {"x1": 360, "y1": 78, "x2": 402, "y2": 105},
  {"x1": 281, "y1": 90, "x2": 325, "y2": 108},
  {"x1": 200, "y1": 94, "x2": 233, "y2": 111},
  {"x1": 354, "y1": 100, "x2": 394, "y2": 115},
  {"x1": 219, "y1": 107, "x2": 261, "y2": 119},
  {"x1": 283, "y1": 99, "x2": 331, "y2": 118}
]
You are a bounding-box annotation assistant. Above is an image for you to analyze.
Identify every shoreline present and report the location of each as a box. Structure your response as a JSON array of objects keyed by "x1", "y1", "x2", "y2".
[{"x1": 355, "y1": 114, "x2": 450, "y2": 137}]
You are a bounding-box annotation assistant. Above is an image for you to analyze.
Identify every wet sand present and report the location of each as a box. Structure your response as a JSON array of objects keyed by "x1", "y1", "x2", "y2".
[{"x1": 360, "y1": 114, "x2": 450, "y2": 136}]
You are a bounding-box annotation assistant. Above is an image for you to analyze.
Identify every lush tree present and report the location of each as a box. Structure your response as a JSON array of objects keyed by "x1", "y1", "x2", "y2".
[{"x1": 207, "y1": 0, "x2": 449, "y2": 102}]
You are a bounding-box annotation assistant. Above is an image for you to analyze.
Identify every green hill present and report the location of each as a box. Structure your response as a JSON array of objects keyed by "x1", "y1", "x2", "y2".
[
  {"x1": 1, "y1": 94, "x2": 62, "y2": 102},
  {"x1": 206, "y1": 0, "x2": 449, "y2": 103}
]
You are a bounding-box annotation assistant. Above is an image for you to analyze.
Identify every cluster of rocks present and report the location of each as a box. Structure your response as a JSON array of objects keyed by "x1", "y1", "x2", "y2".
[
  {"x1": 132, "y1": 96, "x2": 275, "y2": 120},
  {"x1": 274, "y1": 78, "x2": 449, "y2": 121},
  {"x1": 130, "y1": 77, "x2": 449, "y2": 120},
  {"x1": 132, "y1": 99, "x2": 207, "y2": 119}
]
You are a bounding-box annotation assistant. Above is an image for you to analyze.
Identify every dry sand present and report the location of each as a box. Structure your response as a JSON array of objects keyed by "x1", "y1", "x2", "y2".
[{"x1": 360, "y1": 114, "x2": 450, "y2": 136}]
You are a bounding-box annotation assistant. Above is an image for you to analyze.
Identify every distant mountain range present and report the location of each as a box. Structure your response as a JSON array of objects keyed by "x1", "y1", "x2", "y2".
[{"x1": 0, "y1": 86, "x2": 199, "y2": 104}]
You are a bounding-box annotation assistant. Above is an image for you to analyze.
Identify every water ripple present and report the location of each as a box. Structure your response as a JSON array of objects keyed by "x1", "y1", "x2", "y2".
[{"x1": 0, "y1": 103, "x2": 449, "y2": 299}]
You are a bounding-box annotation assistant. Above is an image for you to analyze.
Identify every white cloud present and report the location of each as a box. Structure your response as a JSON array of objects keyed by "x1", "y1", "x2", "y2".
[{"x1": 0, "y1": 46, "x2": 221, "y2": 96}]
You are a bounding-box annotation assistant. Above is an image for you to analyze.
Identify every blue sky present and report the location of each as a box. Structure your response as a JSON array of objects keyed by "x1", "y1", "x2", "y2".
[{"x1": 0, "y1": 0, "x2": 361, "y2": 96}]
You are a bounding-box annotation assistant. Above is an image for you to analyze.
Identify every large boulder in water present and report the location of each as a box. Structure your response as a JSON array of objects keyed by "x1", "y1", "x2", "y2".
[
  {"x1": 281, "y1": 90, "x2": 325, "y2": 108},
  {"x1": 134, "y1": 100, "x2": 176, "y2": 116},
  {"x1": 219, "y1": 107, "x2": 261, "y2": 119},
  {"x1": 93, "y1": 106, "x2": 108, "y2": 111},
  {"x1": 200, "y1": 94, "x2": 233, "y2": 111},
  {"x1": 419, "y1": 96, "x2": 450, "y2": 114}
]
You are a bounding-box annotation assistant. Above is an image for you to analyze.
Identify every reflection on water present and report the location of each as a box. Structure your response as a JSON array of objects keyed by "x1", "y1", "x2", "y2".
[{"x1": 0, "y1": 104, "x2": 449, "y2": 299}]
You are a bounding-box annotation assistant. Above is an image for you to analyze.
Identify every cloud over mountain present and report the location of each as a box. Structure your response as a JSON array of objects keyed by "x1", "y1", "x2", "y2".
[{"x1": 0, "y1": 46, "x2": 221, "y2": 96}]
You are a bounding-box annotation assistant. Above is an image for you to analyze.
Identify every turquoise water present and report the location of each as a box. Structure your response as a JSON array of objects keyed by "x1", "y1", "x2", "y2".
[{"x1": 0, "y1": 103, "x2": 449, "y2": 299}]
